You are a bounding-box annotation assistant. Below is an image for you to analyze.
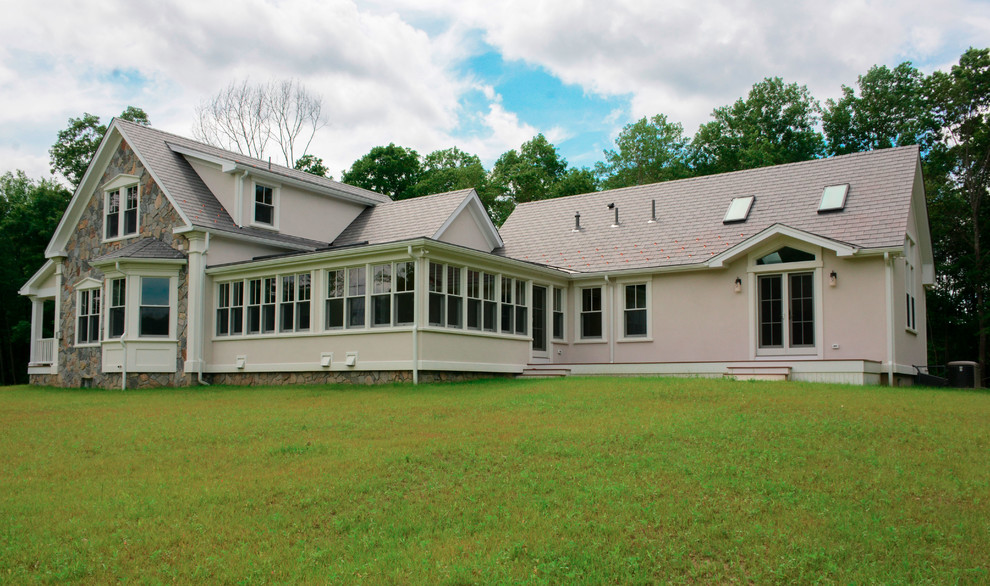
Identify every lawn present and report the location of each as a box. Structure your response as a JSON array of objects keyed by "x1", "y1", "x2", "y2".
[{"x1": 1, "y1": 377, "x2": 988, "y2": 584}]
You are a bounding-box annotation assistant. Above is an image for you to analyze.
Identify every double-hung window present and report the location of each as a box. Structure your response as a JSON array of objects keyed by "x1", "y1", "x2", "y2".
[
  {"x1": 428, "y1": 263, "x2": 445, "y2": 326},
  {"x1": 372, "y1": 264, "x2": 392, "y2": 326},
  {"x1": 394, "y1": 262, "x2": 415, "y2": 326},
  {"x1": 326, "y1": 270, "x2": 345, "y2": 329},
  {"x1": 246, "y1": 278, "x2": 276, "y2": 334},
  {"x1": 624, "y1": 284, "x2": 647, "y2": 338},
  {"x1": 581, "y1": 287, "x2": 603, "y2": 339},
  {"x1": 254, "y1": 184, "x2": 275, "y2": 226},
  {"x1": 552, "y1": 287, "x2": 564, "y2": 340},
  {"x1": 446, "y1": 266, "x2": 462, "y2": 328},
  {"x1": 466, "y1": 270, "x2": 482, "y2": 329},
  {"x1": 501, "y1": 277, "x2": 514, "y2": 333},
  {"x1": 109, "y1": 278, "x2": 126, "y2": 338},
  {"x1": 77, "y1": 288, "x2": 101, "y2": 345},
  {"x1": 483, "y1": 273, "x2": 497, "y2": 332},
  {"x1": 347, "y1": 267, "x2": 366, "y2": 328},
  {"x1": 216, "y1": 281, "x2": 244, "y2": 336},
  {"x1": 513, "y1": 280, "x2": 527, "y2": 335},
  {"x1": 139, "y1": 277, "x2": 170, "y2": 337}
]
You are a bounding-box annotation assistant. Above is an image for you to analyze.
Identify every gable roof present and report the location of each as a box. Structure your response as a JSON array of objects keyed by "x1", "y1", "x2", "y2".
[
  {"x1": 332, "y1": 189, "x2": 502, "y2": 249},
  {"x1": 497, "y1": 146, "x2": 921, "y2": 272}
]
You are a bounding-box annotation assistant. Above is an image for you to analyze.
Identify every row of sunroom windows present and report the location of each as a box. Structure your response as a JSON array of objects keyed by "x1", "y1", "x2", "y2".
[
  {"x1": 214, "y1": 261, "x2": 652, "y2": 341},
  {"x1": 76, "y1": 277, "x2": 171, "y2": 345}
]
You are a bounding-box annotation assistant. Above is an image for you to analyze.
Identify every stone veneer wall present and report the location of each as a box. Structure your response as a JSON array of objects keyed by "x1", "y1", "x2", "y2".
[
  {"x1": 207, "y1": 370, "x2": 510, "y2": 386},
  {"x1": 38, "y1": 139, "x2": 191, "y2": 389}
]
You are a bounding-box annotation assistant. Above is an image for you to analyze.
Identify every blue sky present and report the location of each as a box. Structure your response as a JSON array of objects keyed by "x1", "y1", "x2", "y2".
[{"x1": 0, "y1": 0, "x2": 987, "y2": 183}]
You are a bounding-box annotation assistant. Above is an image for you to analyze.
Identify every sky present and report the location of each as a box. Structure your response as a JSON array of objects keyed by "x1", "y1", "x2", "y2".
[{"x1": 1, "y1": 0, "x2": 987, "y2": 185}]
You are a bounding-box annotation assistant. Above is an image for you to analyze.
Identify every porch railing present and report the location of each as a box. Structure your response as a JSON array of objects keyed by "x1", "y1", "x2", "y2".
[{"x1": 33, "y1": 338, "x2": 54, "y2": 365}]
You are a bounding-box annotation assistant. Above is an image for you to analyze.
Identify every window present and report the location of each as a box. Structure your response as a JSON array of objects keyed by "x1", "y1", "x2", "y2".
[
  {"x1": 104, "y1": 184, "x2": 139, "y2": 240},
  {"x1": 326, "y1": 269, "x2": 345, "y2": 329},
  {"x1": 347, "y1": 267, "x2": 366, "y2": 328},
  {"x1": 819, "y1": 184, "x2": 849, "y2": 213},
  {"x1": 446, "y1": 266, "x2": 462, "y2": 328},
  {"x1": 483, "y1": 273, "x2": 497, "y2": 332},
  {"x1": 77, "y1": 288, "x2": 101, "y2": 344},
  {"x1": 217, "y1": 282, "x2": 230, "y2": 335},
  {"x1": 247, "y1": 279, "x2": 262, "y2": 334},
  {"x1": 581, "y1": 287, "x2": 603, "y2": 339},
  {"x1": 428, "y1": 262, "x2": 445, "y2": 326},
  {"x1": 394, "y1": 262, "x2": 415, "y2": 326},
  {"x1": 372, "y1": 264, "x2": 392, "y2": 326},
  {"x1": 552, "y1": 287, "x2": 564, "y2": 340},
  {"x1": 246, "y1": 277, "x2": 276, "y2": 334},
  {"x1": 514, "y1": 280, "x2": 527, "y2": 335},
  {"x1": 279, "y1": 273, "x2": 311, "y2": 332},
  {"x1": 624, "y1": 283, "x2": 647, "y2": 338},
  {"x1": 723, "y1": 195, "x2": 754, "y2": 223},
  {"x1": 254, "y1": 183, "x2": 275, "y2": 226},
  {"x1": 466, "y1": 270, "x2": 482, "y2": 329},
  {"x1": 905, "y1": 238, "x2": 917, "y2": 331},
  {"x1": 109, "y1": 278, "x2": 126, "y2": 338},
  {"x1": 758, "y1": 272, "x2": 814, "y2": 349},
  {"x1": 501, "y1": 277, "x2": 514, "y2": 333},
  {"x1": 139, "y1": 277, "x2": 170, "y2": 337},
  {"x1": 756, "y1": 247, "x2": 815, "y2": 265}
]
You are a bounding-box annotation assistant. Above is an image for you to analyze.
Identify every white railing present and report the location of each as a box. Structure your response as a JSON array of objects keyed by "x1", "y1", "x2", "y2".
[{"x1": 34, "y1": 338, "x2": 54, "y2": 365}]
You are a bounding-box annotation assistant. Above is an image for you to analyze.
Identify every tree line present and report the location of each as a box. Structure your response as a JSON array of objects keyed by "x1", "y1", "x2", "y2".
[{"x1": 0, "y1": 48, "x2": 986, "y2": 384}]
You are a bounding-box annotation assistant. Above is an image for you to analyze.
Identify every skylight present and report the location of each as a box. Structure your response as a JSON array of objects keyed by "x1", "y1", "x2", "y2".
[
  {"x1": 819, "y1": 184, "x2": 849, "y2": 213},
  {"x1": 723, "y1": 196, "x2": 754, "y2": 224}
]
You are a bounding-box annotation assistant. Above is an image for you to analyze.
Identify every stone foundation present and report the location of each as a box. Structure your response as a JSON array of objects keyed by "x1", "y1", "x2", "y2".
[{"x1": 29, "y1": 370, "x2": 507, "y2": 388}]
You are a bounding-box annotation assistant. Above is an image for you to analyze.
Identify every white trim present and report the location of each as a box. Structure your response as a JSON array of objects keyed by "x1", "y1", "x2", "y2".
[
  {"x1": 249, "y1": 179, "x2": 280, "y2": 230},
  {"x1": 709, "y1": 224, "x2": 857, "y2": 268},
  {"x1": 19, "y1": 260, "x2": 56, "y2": 297},
  {"x1": 174, "y1": 225, "x2": 315, "y2": 253},
  {"x1": 618, "y1": 280, "x2": 651, "y2": 341}
]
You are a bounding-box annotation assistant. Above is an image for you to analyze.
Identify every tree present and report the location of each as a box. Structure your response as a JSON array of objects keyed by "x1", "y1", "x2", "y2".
[
  {"x1": 194, "y1": 79, "x2": 326, "y2": 166},
  {"x1": 0, "y1": 172, "x2": 71, "y2": 384},
  {"x1": 49, "y1": 107, "x2": 150, "y2": 188},
  {"x1": 595, "y1": 114, "x2": 692, "y2": 189},
  {"x1": 691, "y1": 77, "x2": 825, "y2": 175},
  {"x1": 341, "y1": 144, "x2": 422, "y2": 199},
  {"x1": 407, "y1": 147, "x2": 491, "y2": 203},
  {"x1": 293, "y1": 154, "x2": 330, "y2": 178},
  {"x1": 926, "y1": 48, "x2": 990, "y2": 381},
  {"x1": 550, "y1": 168, "x2": 598, "y2": 199},
  {"x1": 823, "y1": 63, "x2": 931, "y2": 156}
]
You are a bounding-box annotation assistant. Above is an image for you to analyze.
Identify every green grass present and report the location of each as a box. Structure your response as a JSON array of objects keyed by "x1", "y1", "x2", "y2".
[{"x1": 1, "y1": 377, "x2": 988, "y2": 584}]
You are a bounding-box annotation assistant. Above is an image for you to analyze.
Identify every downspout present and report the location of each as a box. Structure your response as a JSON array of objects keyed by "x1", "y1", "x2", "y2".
[
  {"x1": 198, "y1": 232, "x2": 211, "y2": 386},
  {"x1": 884, "y1": 252, "x2": 895, "y2": 386},
  {"x1": 605, "y1": 274, "x2": 614, "y2": 364},
  {"x1": 408, "y1": 245, "x2": 423, "y2": 385},
  {"x1": 116, "y1": 261, "x2": 127, "y2": 391}
]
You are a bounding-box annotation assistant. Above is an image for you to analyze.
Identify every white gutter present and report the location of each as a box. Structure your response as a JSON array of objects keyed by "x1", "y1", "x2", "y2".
[
  {"x1": 884, "y1": 252, "x2": 895, "y2": 386},
  {"x1": 605, "y1": 274, "x2": 614, "y2": 364},
  {"x1": 408, "y1": 245, "x2": 426, "y2": 385},
  {"x1": 198, "y1": 232, "x2": 211, "y2": 386},
  {"x1": 116, "y1": 260, "x2": 127, "y2": 390}
]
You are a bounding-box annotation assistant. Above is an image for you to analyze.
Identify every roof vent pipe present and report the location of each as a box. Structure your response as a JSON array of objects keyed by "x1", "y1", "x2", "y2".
[
  {"x1": 573, "y1": 211, "x2": 581, "y2": 232},
  {"x1": 649, "y1": 199, "x2": 657, "y2": 223},
  {"x1": 608, "y1": 203, "x2": 619, "y2": 227}
]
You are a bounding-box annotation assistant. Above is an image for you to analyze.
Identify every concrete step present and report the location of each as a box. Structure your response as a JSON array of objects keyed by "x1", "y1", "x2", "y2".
[
  {"x1": 724, "y1": 365, "x2": 791, "y2": 381},
  {"x1": 518, "y1": 365, "x2": 572, "y2": 378}
]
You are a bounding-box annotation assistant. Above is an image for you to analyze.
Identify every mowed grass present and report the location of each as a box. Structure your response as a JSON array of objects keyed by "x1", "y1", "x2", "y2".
[{"x1": 1, "y1": 378, "x2": 988, "y2": 584}]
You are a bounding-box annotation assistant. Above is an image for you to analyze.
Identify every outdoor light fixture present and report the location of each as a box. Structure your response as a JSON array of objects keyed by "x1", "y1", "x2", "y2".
[
  {"x1": 829, "y1": 271, "x2": 838, "y2": 287},
  {"x1": 734, "y1": 277, "x2": 742, "y2": 293}
]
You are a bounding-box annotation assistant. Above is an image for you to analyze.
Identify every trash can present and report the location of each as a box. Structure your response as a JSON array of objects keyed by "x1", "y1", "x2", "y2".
[{"x1": 947, "y1": 361, "x2": 978, "y2": 388}]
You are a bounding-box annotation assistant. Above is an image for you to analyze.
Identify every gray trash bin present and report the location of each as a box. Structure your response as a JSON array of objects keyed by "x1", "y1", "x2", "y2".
[{"x1": 947, "y1": 361, "x2": 978, "y2": 388}]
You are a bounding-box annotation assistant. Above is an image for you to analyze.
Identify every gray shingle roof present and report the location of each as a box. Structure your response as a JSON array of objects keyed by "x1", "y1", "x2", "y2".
[
  {"x1": 92, "y1": 238, "x2": 186, "y2": 262},
  {"x1": 113, "y1": 119, "x2": 386, "y2": 251},
  {"x1": 333, "y1": 189, "x2": 476, "y2": 246},
  {"x1": 497, "y1": 146, "x2": 920, "y2": 272}
]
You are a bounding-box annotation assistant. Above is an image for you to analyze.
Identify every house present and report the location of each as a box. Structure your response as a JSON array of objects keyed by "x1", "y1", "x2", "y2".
[{"x1": 19, "y1": 119, "x2": 933, "y2": 388}]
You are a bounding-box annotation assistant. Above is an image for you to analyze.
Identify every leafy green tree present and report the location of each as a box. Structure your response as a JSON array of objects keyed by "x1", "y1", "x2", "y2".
[
  {"x1": 49, "y1": 107, "x2": 150, "y2": 188},
  {"x1": 550, "y1": 167, "x2": 598, "y2": 199},
  {"x1": 411, "y1": 147, "x2": 488, "y2": 197},
  {"x1": 925, "y1": 48, "x2": 990, "y2": 379},
  {"x1": 488, "y1": 134, "x2": 575, "y2": 223},
  {"x1": 341, "y1": 143, "x2": 422, "y2": 200},
  {"x1": 595, "y1": 114, "x2": 692, "y2": 189},
  {"x1": 691, "y1": 77, "x2": 825, "y2": 175},
  {"x1": 293, "y1": 154, "x2": 331, "y2": 178},
  {"x1": 823, "y1": 63, "x2": 931, "y2": 156},
  {"x1": 0, "y1": 172, "x2": 72, "y2": 384}
]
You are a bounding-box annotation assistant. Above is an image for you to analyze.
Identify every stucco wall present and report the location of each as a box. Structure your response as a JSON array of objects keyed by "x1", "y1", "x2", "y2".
[{"x1": 38, "y1": 139, "x2": 190, "y2": 389}]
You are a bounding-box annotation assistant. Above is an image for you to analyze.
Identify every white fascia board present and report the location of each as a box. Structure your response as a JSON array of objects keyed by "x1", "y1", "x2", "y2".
[
  {"x1": 432, "y1": 190, "x2": 505, "y2": 250},
  {"x1": 18, "y1": 260, "x2": 56, "y2": 297},
  {"x1": 90, "y1": 257, "x2": 187, "y2": 270},
  {"x1": 708, "y1": 224, "x2": 858, "y2": 268},
  {"x1": 173, "y1": 225, "x2": 315, "y2": 252},
  {"x1": 169, "y1": 144, "x2": 237, "y2": 172},
  {"x1": 46, "y1": 131, "x2": 123, "y2": 258},
  {"x1": 114, "y1": 122, "x2": 194, "y2": 229}
]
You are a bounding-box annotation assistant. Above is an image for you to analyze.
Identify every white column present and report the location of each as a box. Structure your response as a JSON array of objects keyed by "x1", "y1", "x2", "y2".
[{"x1": 184, "y1": 233, "x2": 208, "y2": 374}]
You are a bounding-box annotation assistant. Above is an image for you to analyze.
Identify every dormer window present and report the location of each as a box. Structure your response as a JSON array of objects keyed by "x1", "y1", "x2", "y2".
[
  {"x1": 103, "y1": 175, "x2": 140, "y2": 241},
  {"x1": 819, "y1": 184, "x2": 849, "y2": 213},
  {"x1": 723, "y1": 195, "x2": 754, "y2": 224},
  {"x1": 253, "y1": 183, "x2": 277, "y2": 228}
]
